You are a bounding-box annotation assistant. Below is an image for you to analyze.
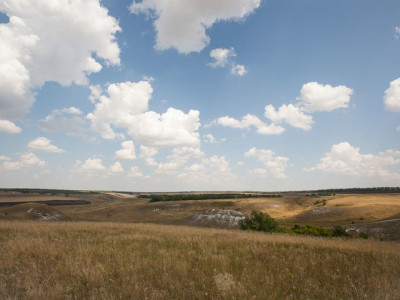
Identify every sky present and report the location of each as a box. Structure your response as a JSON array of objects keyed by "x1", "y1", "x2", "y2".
[{"x1": 0, "y1": 0, "x2": 400, "y2": 192}]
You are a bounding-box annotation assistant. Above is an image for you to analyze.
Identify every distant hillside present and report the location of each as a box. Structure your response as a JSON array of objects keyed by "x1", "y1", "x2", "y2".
[{"x1": 0, "y1": 203, "x2": 72, "y2": 221}]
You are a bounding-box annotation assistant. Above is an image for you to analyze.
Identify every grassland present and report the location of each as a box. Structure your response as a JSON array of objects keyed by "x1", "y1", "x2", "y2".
[
  {"x1": 0, "y1": 221, "x2": 399, "y2": 299},
  {"x1": 1, "y1": 190, "x2": 400, "y2": 236}
]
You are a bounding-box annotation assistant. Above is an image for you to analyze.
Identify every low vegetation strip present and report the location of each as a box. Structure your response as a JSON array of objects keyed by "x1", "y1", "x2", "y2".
[
  {"x1": 140, "y1": 193, "x2": 282, "y2": 202},
  {"x1": 0, "y1": 221, "x2": 399, "y2": 299}
]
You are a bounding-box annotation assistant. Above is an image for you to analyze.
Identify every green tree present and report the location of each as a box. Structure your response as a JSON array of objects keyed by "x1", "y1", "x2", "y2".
[{"x1": 239, "y1": 211, "x2": 278, "y2": 232}]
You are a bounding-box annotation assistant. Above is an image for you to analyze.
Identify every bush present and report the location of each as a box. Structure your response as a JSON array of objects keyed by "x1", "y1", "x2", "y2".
[
  {"x1": 239, "y1": 211, "x2": 278, "y2": 232},
  {"x1": 331, "y1": 225, "x2": 350, "y2": 237},
  {"x1": 291, "y1": 224, "x2": 333, "y2": 237},
  {"x1": 359, "y1": 232, "x2": 369, "y2": 239}
]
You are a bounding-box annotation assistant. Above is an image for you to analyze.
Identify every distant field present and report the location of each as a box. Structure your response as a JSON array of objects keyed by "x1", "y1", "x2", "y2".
[
  {"x1": 0, "y1": 221, "x2": 399, "y2": 299},
  {"x1": 1, "y1": 190, "x2": 399, "y2": 239},
  {"x1": 0, "y1": 191, "x2": 82, "y2": 202}
]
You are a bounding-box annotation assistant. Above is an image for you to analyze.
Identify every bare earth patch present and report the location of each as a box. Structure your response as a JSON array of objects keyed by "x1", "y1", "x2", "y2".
[
  {"x1": 346, "y1": 218, "x2": 400, "y2": 240},
  {"x1": 189, "y1": 209, "x2": 245, "y2": 228}
]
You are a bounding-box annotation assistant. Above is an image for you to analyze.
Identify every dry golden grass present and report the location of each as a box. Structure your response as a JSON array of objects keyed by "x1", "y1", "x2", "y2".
[
  {"x1": 0, "y1": 221, "x2": 399, "y2": 299},
  {"x1": 285, "y1": 194, "x2": 400, "y2": 226}
]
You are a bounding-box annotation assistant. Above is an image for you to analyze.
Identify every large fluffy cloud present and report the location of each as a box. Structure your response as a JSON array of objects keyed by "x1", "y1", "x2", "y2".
[
  {"x1": 383, "y1": 78, "x2": 400, "y2": 112},
  {"x1": 306, "y1": 142, "x2": 400, "y2": 179},
  {"x1": 129, "y1": 0, "x2": 261, "y2": 53},
  {"x1": 87, "y1": 81, "x2": 153, "y2": 140},
  {"x1": 245, "y1": 147, "x2": 289, "y2": 179},
  {"x1": 87, "y1": 80, "x2": 201, "y2": 147},
  {"x1": 0, "y1": 0, "x2": 120, "y2": 120},
  {"x1": 298, "y1": 82, "x2": 353, "y2": 113},
  {"x1": 27, "y1": 137, "x2": 64, "y2": 153}
]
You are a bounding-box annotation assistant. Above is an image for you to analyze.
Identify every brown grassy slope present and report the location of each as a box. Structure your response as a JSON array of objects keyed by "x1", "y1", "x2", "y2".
[
  {"x1": 54, "y1": 192, "x2": 400, "y2": 226},
  {"x1": 0, "y1": 221, "x2": 399, "y2": 299},
  {"x1": 285, "y1": 194, "x2": 400, "y2": 226},
  {"x1": 0, "y1": 203, "x2": 72, "y2": 221},
  {"x1": 1, "y1": 192, "x2": 400, "y2": 228}
]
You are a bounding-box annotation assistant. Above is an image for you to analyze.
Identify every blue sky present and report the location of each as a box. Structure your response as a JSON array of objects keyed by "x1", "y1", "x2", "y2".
[{"x1": 0, "y1": 0, "x2": 399, "y2": 192}]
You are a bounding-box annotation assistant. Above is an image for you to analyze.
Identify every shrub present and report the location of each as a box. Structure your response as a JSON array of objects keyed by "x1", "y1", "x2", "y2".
[
  {"x1": 291, "y1": 224, "x2": 333, "y2": 237},
  {"x1": 359, "y1": 232, "x2": 369, "y2": 239},
  {"x1": 331, "y1": 225, "x2": 350, "y2": 237},
  {"x1": 239, "y1": 211, "x2": 278, "y2": 232}
]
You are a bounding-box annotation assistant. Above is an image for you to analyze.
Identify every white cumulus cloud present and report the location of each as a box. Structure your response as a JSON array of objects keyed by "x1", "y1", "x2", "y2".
[
  {"x1": 214, "y1": 81, "x2": 352, "y2": 134},
  {"x1": 208, "y1": 47, "x2": 247, "y2": 75},
  {"x1": 203, "y1": 134, "x2": 217, "y2": 144},
  {"x1": 383, "y1": 78, "x2": 400, "y2": 112},
  {"x1": 245, "y1": 147, "x2": 289, "y2": 179},
  {"x1": 128, "y1": 166, "x2": 148, "y2": 178},
  {"x1": 157, "y1": 146, "x2": 204, "y2": 172},
  {"x1": 115, "y1": 141, "x2": 136, "y2": 160},
  {"x1": 203, "y1": 133, "x2": 226, "y2": 144},
  {"x1": 217, "y1": 114, "x2": 285, "y2": 135},
  {"x1": 87, "y1": 80, "x2": 201, "y2": 147},
  {"x1": 109, "y1": 161, "x2": 123, "y2": 174},
  {"x1": 27, "y1": 137, "x2": 64, "y2": 153},
  {"x1": 60, "y1": 107, "x2": 82, "y2": 115},
  {"x1": 231, "y1": 64, "x2": 247, "y2": 76},
  {"x1": 76, "y1": 158, "x2": 106, "y2": 172},
  {"x1": 0, "y1": 0, "x2": 120, "y2": 120},
  {"x1": 177, "y1": 155, "x2": 235, "y2": 187},
  {"x1": 0, "y1": 119, "x2": 22, "y2": 134},
  {"x1": 208, "y1": 48, "x2": 235, "y2": 68},
  {"x1": 1, "y1": 152, "x2": 46, "y2": 171},
  {"x1": 264, "y1": 104, "x2": 314, "y2": 130},
  {"x1": 306, "y1": 142, "x2": 400, "y2": 179},
  {"x1": 129, "y1": 0, "x2": 261, "y2": 53},
  {"x1": 298, "y1": 82, "x2": 353, "y2": 113},
  {"x1": 140, "y1": 145, "x2": 158, "y2": 166}
]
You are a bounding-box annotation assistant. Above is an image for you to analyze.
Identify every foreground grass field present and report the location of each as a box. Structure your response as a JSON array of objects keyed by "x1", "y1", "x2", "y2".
[{"x1": 1, "y1": 221, "x2": 399, "y2": 299}]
